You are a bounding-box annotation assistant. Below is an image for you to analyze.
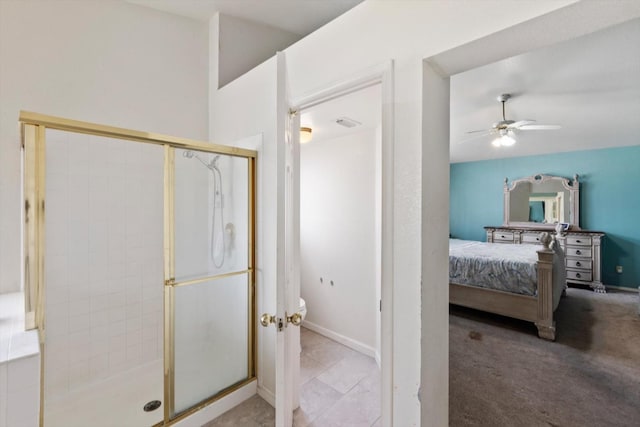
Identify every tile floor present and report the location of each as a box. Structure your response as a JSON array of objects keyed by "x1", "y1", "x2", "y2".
[{"x1": 205, "y1": 327, "x2": 381, "y2": 427}]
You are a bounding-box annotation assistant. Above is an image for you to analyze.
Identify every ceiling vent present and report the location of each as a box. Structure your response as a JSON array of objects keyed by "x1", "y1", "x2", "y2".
[{"x1": 335, "y1": 117, "x2": 361, "y2": 128}]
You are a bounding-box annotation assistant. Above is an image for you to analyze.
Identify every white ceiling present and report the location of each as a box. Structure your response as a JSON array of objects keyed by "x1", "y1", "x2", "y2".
[
  {"x1": 126, "y1": 0, "x2": 363, "y2": 35},
  {"x1": 450, "y1": 18, "x2": 640, "y2": 163},
  {"x1": 126, "y1": 2, "x2": 638, "y2": 163},
  {"x1": 300, "y1": 84, "x2": 381, "y2": 143},
  {"x1": 301, "y1": 18, "x2": 639, "y2": 154}
]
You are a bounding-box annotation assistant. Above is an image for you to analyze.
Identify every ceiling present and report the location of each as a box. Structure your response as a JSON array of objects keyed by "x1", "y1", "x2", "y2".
[
  {"x1": 450, "y1": 18, "x2": 640, "y2": 163},
  {"x1": 126, "y1": 0, "x2": 363, "y2": 35},
  {"x1": 300, "y1": 84, "x2": 381, "y2": 143},
  {"x1": 126, "y1": 2, "x2": 638, "y2": 162},
  {"x1": 300, "y1": 19, "x2": 639, "y2": 153}
]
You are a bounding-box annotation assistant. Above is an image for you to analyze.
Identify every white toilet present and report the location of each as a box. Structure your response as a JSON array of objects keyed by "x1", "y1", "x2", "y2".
[
  {"x1": 298, "y1": 298, "x2": 307, "y2": 355},
  {"x1": 299, "y1": 297, "x2": 307, "y2": 321}
]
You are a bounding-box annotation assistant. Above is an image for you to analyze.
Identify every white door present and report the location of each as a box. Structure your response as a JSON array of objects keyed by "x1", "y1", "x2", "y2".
[{"x1": 272, "y1": 51, "x2": 302, "y2": 427}]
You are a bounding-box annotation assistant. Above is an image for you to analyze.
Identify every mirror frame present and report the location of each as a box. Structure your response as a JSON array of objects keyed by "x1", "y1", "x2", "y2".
[{"x1": 503, "y1": 173, "x2": 580, "y2": 230}]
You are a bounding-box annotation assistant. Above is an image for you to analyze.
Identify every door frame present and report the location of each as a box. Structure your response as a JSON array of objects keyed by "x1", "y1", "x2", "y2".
[{"x1": 287, "y1": 60, "x2": 395, "y2": 425}]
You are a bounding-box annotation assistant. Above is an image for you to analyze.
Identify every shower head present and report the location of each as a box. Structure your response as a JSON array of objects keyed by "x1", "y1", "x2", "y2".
[{"x1": 183, "y1": 150, "x2": 221, "y2": 173}]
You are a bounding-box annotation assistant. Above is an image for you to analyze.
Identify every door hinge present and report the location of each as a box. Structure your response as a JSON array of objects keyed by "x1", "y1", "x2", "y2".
[{"x1": 379, "y1": 299, "x2": 382, "y2": 312}]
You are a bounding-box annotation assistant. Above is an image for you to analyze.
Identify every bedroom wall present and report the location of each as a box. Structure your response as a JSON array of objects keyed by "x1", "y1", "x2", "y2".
[{"x1": 450, "y1": 144, "x2": 640, "y2": 289}]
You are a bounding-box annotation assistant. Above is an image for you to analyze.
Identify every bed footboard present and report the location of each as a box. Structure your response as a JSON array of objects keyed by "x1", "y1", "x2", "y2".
[
  {"x1": 534, "y1": 247, "x2": 555, "y2": 340},
  {"x1": 449, "y1": 238, "x2": 560, "y2": 341}
]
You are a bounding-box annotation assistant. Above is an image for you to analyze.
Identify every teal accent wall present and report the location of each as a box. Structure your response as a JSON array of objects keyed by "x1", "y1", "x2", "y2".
[{"x1": 450, "y1": 145, "x2": 640, "y2": 289}]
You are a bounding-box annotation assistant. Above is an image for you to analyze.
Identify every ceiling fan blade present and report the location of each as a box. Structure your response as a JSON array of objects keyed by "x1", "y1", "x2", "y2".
[
  {"x1": 465, "y1": 128, "x2": 493, "y2": 134},
  {"x1": 519, "y1": 124, "x2": 562, "y2": 130},
  {"x1": 457, "y1": 131, "x2": 494, "y2": 144},
  {"x1": 508, "y1": 120, "x2": 536, "y2": 129}
]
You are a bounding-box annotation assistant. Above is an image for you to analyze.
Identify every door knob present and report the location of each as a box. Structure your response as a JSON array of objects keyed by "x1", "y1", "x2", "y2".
[
  {"x1": 287, "y1": 312, "x2": 302, "y2": 326},
  {"x1": 260, "y1": 313, "x2": 284, "y2": 331},
  {"x1": 260, "y1": 313, "x2": 276, "y2": 327}
]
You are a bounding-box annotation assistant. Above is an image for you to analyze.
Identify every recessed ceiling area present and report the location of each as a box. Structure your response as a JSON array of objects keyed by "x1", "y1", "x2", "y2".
[
  {"x1": 300, "y1": 84, "x2": 381, "y2": 143},
  {"x1": 126, "y1": 0, "x2": 364, "y2": 35},
  {"x1": 450, "y1": 18, "x2": 640, "y2": 164}
]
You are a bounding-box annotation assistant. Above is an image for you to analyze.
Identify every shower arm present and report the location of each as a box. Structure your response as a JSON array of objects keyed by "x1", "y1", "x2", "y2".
[
  {"x1": 193, "y1": 153, "x2": 211, "y2": 169},
  {"x1": 187, "y1": 152, "x2": 220, "y2": 174}
]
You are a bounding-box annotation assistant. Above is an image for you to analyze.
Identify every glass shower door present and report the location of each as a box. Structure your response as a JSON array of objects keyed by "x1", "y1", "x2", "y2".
[{"x1": 165, "y1": 147, "x2": 255, "y2": 420}]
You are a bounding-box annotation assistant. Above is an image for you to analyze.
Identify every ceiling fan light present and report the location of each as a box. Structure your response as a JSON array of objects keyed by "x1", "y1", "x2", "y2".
[
  {"x1": 501, "y1": 134, "x2": 516, "y2": 146},
  {"x1": 491, "y1": 137, "x2": 502, "y2": 147}
]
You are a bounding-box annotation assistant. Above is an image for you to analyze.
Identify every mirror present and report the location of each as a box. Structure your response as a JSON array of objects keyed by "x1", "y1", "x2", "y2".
[{"x1": 503, "y1": 174, "x2": 580, "y2": 229}]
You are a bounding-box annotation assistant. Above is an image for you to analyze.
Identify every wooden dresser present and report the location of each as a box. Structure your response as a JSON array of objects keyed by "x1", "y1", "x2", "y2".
[{"x1": 485, "y1": 226, "x2": 606, "y2": 293}]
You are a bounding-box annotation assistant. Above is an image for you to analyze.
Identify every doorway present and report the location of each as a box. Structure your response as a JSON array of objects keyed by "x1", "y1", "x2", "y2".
[{"x1": 294, "y1": 83, "x2": 383, "y2": 425}]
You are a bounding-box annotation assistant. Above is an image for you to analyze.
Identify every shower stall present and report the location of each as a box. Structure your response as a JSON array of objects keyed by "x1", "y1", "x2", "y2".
[{"x1": 21, "y1": 112, "x2": 256, "y2": 426}]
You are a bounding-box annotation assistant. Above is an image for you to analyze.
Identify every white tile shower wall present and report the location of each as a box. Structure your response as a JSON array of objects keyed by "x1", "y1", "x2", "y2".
[{"x1": 44, "y1": 130, "x2": 164, "y2": 401}]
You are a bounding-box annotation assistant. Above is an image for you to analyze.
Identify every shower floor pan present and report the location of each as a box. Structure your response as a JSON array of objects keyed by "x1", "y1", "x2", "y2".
[{"x1": 45, "y1": 359, "x2": 163, "y2": 427}]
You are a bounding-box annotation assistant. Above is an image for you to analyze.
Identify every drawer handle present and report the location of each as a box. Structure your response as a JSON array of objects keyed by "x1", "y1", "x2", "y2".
[
  {"x1": 536, "y1": 238, "x2": 539, "y2": 241},
  {"x1": 576, "y1": 250, "x2": 581, "y2": 255},
  {"x1": 576, "y1": 261, "x2": 581, "y2": 267},
  {"x1": 501, "y1": 235, "x2": 505, "y2": 238},
  {"x1": 576, "y1": 273, "x2": 581, "y2": 278},
  {"x1": 576, "y1": 240, "x2": 581, "y2": 243}
]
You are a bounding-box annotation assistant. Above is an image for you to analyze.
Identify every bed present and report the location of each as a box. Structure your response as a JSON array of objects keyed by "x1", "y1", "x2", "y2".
[{"x1": 449, "y1": 237, "x2": 566, "y2": 340}]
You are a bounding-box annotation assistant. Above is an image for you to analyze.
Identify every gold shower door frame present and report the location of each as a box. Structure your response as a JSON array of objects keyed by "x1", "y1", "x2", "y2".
[{"x1": 20, "y1": 111, "x2": 257, "y2": 426}]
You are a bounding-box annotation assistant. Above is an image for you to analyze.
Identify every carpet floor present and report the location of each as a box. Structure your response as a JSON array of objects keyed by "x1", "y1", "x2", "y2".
[{"x1": 450, "y1": 287, "x2": 640, "y2": 427}]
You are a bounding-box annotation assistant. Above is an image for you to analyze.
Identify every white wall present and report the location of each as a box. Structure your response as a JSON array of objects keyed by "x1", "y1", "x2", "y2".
[
  {"x1": 300, "y1": 128, "x2": 378, "y2": 353},
  {"x1": 215, "y1": 13, "x2": 301, "y2": 88},
  {"x1": 420, "y1": 63, "x2": 450, "y2": 426},
  {"x1": 0, "y1": 0, "x2": 209, "y2": 294}
]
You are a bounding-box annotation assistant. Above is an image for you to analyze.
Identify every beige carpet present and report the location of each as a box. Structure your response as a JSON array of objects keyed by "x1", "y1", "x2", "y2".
[{"x1": 450, "y1": 287, "x2": 640, "y2": 427}]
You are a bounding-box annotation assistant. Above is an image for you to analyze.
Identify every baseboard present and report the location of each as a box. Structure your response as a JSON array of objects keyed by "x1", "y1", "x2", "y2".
[
  {"x1": 302, "y1": 320, "x2": 376, "y2": 358},
  {"x1": 257, "y1": 385, "x2": 275, "y2": 407},
  {"x1": 173, "y1": 380, "x2": 257, "y2": 427},
  {"x1": 605, "y1": 285, "x2": 638, "y2": 293}
]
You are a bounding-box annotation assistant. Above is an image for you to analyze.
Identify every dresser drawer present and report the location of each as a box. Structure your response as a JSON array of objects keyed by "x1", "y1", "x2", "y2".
[
  {"x1": 567, "y1": 270, "x2": 592, "y2": 282},
  {"x1": 567, "y1": 236, "x2": 592, "y2": 246},
  {"x1": 566, "y1": 259, "x2": 592, "y2": 270},
  {"x1": 521, "y1": 233, "x2": 543, "y2": 244},
  {"x1": 493, "y1": 231, "x2": 514, "y2": 242},
  {"x1": 566, "y1": 247, "x2": 592, "y2": 258}
]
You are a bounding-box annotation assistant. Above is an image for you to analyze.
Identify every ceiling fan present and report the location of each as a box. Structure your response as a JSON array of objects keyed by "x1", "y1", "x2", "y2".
[{"x1": 465, "y1": 93, "x2": 561, "y2": 147}]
